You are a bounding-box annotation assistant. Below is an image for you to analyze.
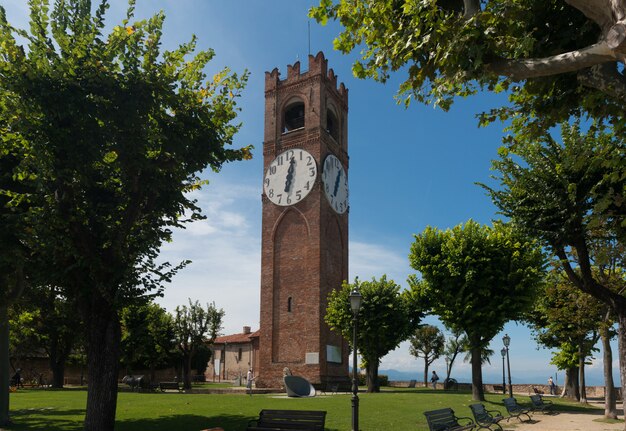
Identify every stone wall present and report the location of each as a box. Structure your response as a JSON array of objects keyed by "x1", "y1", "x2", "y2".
[{"x1": 388, "y1": 381, "x2": 622, "y2": 400}]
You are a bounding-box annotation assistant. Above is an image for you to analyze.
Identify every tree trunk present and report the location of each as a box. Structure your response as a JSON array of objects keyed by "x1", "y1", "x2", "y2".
[
  {"x1": 600, "y1": 324, "x2": 617, "y2": 419},
  {"x1": 365, "y1": 361, "x2": 380, "y2": 393},
  {"x1": 617, "y1": 312, "x2": 626, "y2": 431},
  {"x1": 183, "y1": 352, "x2": 192, "y2": 390},
  {"x1": 579, "y1": 350, "x2": 587, "y2": 403},
  {"x1": 470, "y1": 345, "x2": 485, "y2": 401},
  {"x1": 423, "y1": 359, "x2": 429, "y2": 387},
  {"x1": 562, "y1": 367, "x2": 580, "y2": 400},
  {"x1": 0, "y1": 304, "x2": 11, "y2": 427},
  {"x1": 50, "y1": 353, "x2": 66, "y2": 389},
  {"x1": 83, "y1": 305, "x2": 121, "y2": 431},
  {"x1": 49, "y1": 334, "x2": 68, "y2": 389}
]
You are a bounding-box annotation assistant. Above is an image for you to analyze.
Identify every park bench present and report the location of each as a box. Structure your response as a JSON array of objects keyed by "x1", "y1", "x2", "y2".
[
  {"x1": 529, "y1": 394, "x2": 554, "y2": 413},
  {"x1": 492, "y1": 385, "x2": 504, "y2": 393},
  {"x1": 247, "y1": 409, "x2": 326, "y2": 430},
  {"x1": 469, "y1": 404, "x2": 504, "y2": 430},
  {"x1": 424, "y1": 408, "x2": 475, "y2": 431},
  {"x1": 502, "y1": 397, "x2": 532, "y2": 422},
  {"x1": 159, "y1": 381, "x2": 182, "y2": 392}
]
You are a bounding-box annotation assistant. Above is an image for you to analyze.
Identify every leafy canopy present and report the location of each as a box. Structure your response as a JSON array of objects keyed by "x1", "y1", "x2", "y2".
[
  {"x1": 409, "y1": 220, "x2": 545, "y2": 346},
  {"x1": 310, "y1": 0, "x2": 625, "y2": 135},
  {"x1": 325, "y1": 275, "x2": 422, "y2": 391}
]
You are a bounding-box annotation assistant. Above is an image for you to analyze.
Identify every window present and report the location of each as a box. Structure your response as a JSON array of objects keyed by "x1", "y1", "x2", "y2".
[
  {"x1": 283, "y1": 102, "x2": 305, "y2": 132},
  {"x1": 287, "y1": 297, "x2": 293, "y2": 312},
  {"x1": 326, "y1": 108, "x2": 339, "y2": 141},
  {"x1": 238, "y1": 348, "x2": 242, "y2": 361}
]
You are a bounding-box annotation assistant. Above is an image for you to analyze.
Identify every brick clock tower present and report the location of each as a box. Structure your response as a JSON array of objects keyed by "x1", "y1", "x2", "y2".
[{"x1": 256, "y1": 52, "x2": 350, "y2": 388}]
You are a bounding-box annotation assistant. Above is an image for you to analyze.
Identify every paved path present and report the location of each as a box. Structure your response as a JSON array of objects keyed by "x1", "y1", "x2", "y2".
[{"x1": 507, "y1": 403, "x2": 624, "y2": 431}]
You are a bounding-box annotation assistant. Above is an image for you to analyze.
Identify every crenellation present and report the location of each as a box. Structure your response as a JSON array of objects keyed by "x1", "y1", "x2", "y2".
[
  {"x1": 265, "y1": 68, "x2": 280, "y2": 91},
  {"x1": 287, "y1": 61, "x2": 301, "y2": 80}
]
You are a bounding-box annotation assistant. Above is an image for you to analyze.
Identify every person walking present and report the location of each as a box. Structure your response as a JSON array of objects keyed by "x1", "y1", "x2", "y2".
[
  {"x1": 246, "y1": 368, "x2": 255, "y2": 396},
  {"x1": 548, "y1": 376, "x2": 556, "y2": 395},
  {"x1": 430, "y1": 371, "x2": 440, "y2": 389}
]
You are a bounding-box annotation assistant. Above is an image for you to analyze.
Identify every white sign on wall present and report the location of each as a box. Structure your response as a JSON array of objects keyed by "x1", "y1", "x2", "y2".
[{"x1": 305, "y1": 352, "x2": 320, "y2": 364}]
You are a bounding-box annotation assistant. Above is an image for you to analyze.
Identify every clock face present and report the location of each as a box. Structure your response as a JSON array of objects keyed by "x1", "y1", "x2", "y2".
[
  {"x1": 264, "y1": 149, "x2": 317, "y2": 206},
  {"x1": 322, "y1": 154, "x2": 349, "y2": 214}
]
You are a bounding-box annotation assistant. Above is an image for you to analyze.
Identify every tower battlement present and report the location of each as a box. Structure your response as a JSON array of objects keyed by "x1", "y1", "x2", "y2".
[{"x1": 265, "y1": 51, "x2": 348, "y2": 105}]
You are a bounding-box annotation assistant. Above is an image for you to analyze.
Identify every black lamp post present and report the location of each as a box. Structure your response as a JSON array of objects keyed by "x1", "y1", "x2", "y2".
[
  {"x1": 503, "y1": 334, "x2": 512, "y2": 398},
  {"x1": 500, "y1": 348, "x2": 507, "y2": 395},
  {"x1": 349, "y1": 288, "x2": 363, "y2": 431}
]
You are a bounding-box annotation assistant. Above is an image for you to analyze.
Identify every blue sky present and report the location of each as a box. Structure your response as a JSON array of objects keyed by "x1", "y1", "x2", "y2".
[{"x1": 2, "y1": 0, "x2": 615, "y2": 386}]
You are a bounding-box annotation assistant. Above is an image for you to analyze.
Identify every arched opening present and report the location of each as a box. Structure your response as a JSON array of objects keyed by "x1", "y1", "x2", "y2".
[
  {"x1": 287, "y1": 297, "x2": 293, "y2": 312},
  {"x1": 326, "y1": 107, "x2": 339, "y2": 141},
  {"x1": 283, "y1": 102, "x2": 305, "y2": 133}
]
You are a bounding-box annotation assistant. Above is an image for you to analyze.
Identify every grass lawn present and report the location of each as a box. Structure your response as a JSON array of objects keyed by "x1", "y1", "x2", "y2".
[{"x1": 7, "y1": 387, "x2": 602, "y2": 430}]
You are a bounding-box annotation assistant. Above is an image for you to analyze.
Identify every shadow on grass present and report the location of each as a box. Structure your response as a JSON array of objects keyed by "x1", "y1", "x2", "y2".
[
  {"x1": 7, "y1": 408, "x2": 85, "y2": 431},
  {"x1": 116, "y1": 414, "x2": 253, "y2": 431},
  {"x1": 7, "y1": 410, "x2": 255, "y2": 431}
]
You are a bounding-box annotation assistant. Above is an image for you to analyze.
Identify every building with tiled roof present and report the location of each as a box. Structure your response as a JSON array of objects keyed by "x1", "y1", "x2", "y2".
[{"x1": 206, "y1": 326, "x2": 260, "y2": 384}]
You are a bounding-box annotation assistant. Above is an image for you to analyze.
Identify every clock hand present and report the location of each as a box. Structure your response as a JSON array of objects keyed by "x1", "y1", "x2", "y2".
[
  {"x1": 333, "y1": 169, "x2": 342, "y2": 197},
  {"x1": 284, "y1": 157, "x2": 296, "y2": 192}
]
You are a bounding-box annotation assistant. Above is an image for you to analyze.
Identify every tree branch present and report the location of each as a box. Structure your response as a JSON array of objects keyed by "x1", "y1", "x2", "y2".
[
  {"x1": 486, "y1": 42, "x2": 619, "y2": 80},
  {"x1": 463, "y1": 0, "x2": 481, "y2": 19},
  {"x1": 577, "y1": 63, "x2": 626, "y2": 103},
  {"x1": 565, "y1": 0, "x2": 615, "y2": 30}
]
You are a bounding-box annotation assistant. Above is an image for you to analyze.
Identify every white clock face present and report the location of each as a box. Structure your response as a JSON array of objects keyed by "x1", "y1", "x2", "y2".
[
  {"x1": 264, "y1": 149, "x2": 317, "y2": 206},
  {"x1": 322, "y1": 154, "x2": 349, "y2": 214}
]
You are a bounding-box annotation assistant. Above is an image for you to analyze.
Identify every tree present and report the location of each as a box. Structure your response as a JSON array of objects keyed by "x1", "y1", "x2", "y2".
[
  {"x1": 527, "y1": 268, "x2": 607, "y2": 403},
  {"x1": 409, "y1": 325, "x2": 444, "y2": 385},
  {"x1": 0, "y1": 1, "x2": 250, "y2": 430},
  {"x1": 409, "y1": 220, "x2": 545, "y2": 400},
  {"x1": 120, "y1": 302, "x2": 176, "y2": 382},
  {"x1": 310, "y1": 0, "x2": 626, "y2": 134},
  {"x1": 10, "y1": 285, "x2": 81, "y2": 388},
  {"x1": 0, "y1": 117, "x2": 30, "y2": 426},
  {"x1": 325, "y1": 275, "x2": 422, "y2": 392},
  {"x1": 551, "y1": 342, "x2": 581, "y2": 400},
  {"x1": 483, "y1": 122, "x2": 626, "y2": 420},
  {"x1": 442, "y1": 328, "x2": 466, "y2": 380},
  {"x1": 173, "y1": 299, "x2": 223, "y2": 390}
]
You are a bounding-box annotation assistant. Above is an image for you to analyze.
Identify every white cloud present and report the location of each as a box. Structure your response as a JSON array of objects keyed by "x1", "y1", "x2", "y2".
[{"x1": 349, "y1": 240, "x2": 410, "y2": 286}]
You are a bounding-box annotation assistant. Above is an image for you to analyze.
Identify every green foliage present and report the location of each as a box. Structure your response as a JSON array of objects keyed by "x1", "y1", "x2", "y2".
[
  {"x1": 409, "y1": 220, "x2": 545, "y2": 345},
  {"x1": 0, "y1": 0, "x2": 251, "y2": 303},
  {"x1": 120, "y1": 302, "x2": 175, "y2": 372},
  {"x1": 409, "y1": 219, "x2": 545, "y2": 399},
  {"x1": 409, "y1": 324, "x2": 444, "y2": 383},
  {"x1": 325, "y1": 275, "x2": 422, "y2": 391},
  {"x1": 173, "y1": 299, "x2": 223, "y2": 389},
  {"x1": 485, "y1": 122, "x2": 625, "y2": 250},
  {"x1": 310, "y1": 0, "x2": 623, "y2": 134},
  {"x1": 530, "y1": 268, "x2": 606, "y2": 351},
  {"x1": 442, "y1": 327, "x2": 466, "y2": 379},
  {"x1": 0, "y1": 0, "x2": 250, "y2": 426}
]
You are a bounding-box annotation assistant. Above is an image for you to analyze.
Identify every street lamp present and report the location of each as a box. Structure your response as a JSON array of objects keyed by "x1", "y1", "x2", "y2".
[
  {"x1": 500, "y1": 348, "x2": 507, "y2": 395},
  {"x1": 502, "y1": 334, "x2": 512, "y2": 398},
  {"x1": 349, "y1": 288, "x2": 363, "y2": 431}
]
